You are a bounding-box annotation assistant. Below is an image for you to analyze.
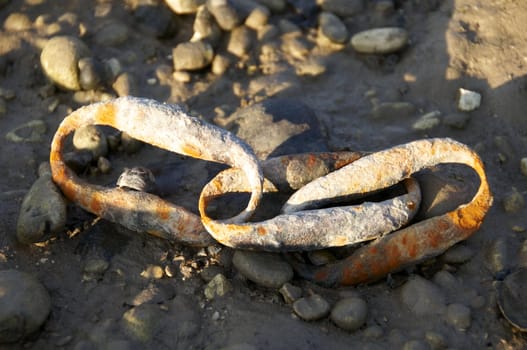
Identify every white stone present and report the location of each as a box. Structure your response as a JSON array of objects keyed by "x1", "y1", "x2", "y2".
[
  {"x1": 350, "y1": 27, "x2": 408, "y2": 54},
  {"x1": 457, "y1": 88, "x2": 481, "y2": 111}
]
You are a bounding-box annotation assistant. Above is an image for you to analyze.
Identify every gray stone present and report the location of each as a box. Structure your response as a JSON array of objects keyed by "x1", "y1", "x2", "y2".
[
  {"x1": 95, "y1": 20, "x2": 129, "y2": 46},
  {"x1": 485, "y1": 237, "x2": 512, "y2": 275},
  {"x1": 401, "y1": 275, "x2": 446, "y2": 316},
  {"x1": 444, "y1": 113, "x2": 470, "y2": 129},
  {"x1": 120, "y1": 131, "x2": 144, "y2": 154},
  {"x1": 165, "y1": 0, "x2": 205, "y2": 14},
  {"x1": 83, "y1": 258, "x2": 110, "y2": 282},
  {"x1": 292, "y1": 294, "x2": 330, "y2": 321},
  {"x1": 232, "y1": 250, "x2": 293, "y2": 288},
  {"x1": 73, "y1": 125, "x2": 108, "y2": 158},
  {"x1": 502, "y1": 187, "x2": 525, "y2": 213},
  {"x1": 330, "y1": 297, "x2": 368, "y2": 331},
  {"x1": 206, "y1": 0, "x2": 241, "y2": 31},
  {"x1": 4, "y1": 12, "x2": 32, "y2": 31},
  {"x1": 318, "y1": 0, "x2": 363, "y2": 17},
  {"x1": 424, "y1": 330, "x2": 447, "y2": 349},
  {"x1": 370, "y1": 101, "x2": 416, "y2": 119},
  {"x1": 307, "y1": 250, "x2": 336, "y2": 266},
  {"x1": 279, "y1": 283, "x2": 302, "y2": 303},
  {"x1": 227, "y1": 25, "x2": 253, "y2": 57},
  {"x1": 445, "y1": 303, "x2": 471, "y2": 331},
  {"x1": 78, "y1": 57, "x2": 104, "y2": 90},
  {"x1": 200, "y1": 265, "x2": 226, "y2": 282},
  {"x1": 318, "y1": 12, "x2": 349, "y2": 44},
  {"x1": 457, "y1": 88, "x2": 481, "y2": 111},
  {"x1": 351, "y1": 27, "x2": 408, "y2": 54},
  {"x1": 112, "y1": 72, "x2": 139, "y2": 97},
  {"x1": 133, "y1": 3, "x2": 177, "y2": 38},
  {"x1": 281, "y1": 33, "x2": 310, "y2": 59},
  {"x1": 5, "y1": 119, "x2": 47, "y2": 143},
  {"x1": 16, "y1": 170, "x2": 67, "y2": 244},
  {"x1": 40, "y1": 36, "x2": 91, "y2": 90},
  {"x1": 172, "y1": 41, "x2": 214, "y2": 71},
  {"x1": 204, "y1": 273, "x2": 232, "y2": 299},
  {"x1": 0, "y1": 270, "x2": 51, "y2": 343},
  {"x1": 121, "y1": 304, "x2": 164, "y2": 342},
  {"x1": 412, "y1": 110, "x2": 441, "y2": 131}
]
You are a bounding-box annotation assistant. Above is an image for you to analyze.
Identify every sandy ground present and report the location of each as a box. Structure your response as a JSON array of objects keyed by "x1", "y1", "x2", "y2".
[{"x1": 0, "y1": 0, "x2": 526, "y2": 349}]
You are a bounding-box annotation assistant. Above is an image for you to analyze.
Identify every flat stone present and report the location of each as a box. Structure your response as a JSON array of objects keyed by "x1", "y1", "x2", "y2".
[
  {"x1": 0, "y1": 270, "x2": 51, "y2": 343},
  {"x1": 279, "y1": 283, "x2": 302, "y2": 303},
  {"x1": 351, "y1": 27, "x2": 408, "y2": 54},
  {"x1": 292, "y1": 294, "x2": 330, "y2": 321},
  {"x1": 318, "y1": 11, "x2": 349, "y2": 44},
  {"x1": 412, "y1": 110, "x2": 441, "y2": 131},
  {"x1": 401, "y1": 275, "x2": 446, "y2": 316},
  {"x1": 172, "y1": 41, "x2": 214, "y2": 71},
  {"x1": 232, "y1": 250, "x2": 293, "y2": 288},
  {"x1": 330, "y1": 297, "x2": 368, "y2": 331}
]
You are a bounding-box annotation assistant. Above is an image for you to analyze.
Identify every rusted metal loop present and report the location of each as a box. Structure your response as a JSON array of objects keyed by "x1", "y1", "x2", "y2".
[
  {"x1": 49, "y1": 96, "x2": 263, "y2": 246},
  {"x1": 199, "y1": 152, "x2": 422, "y2": 252},
  {"x1": 287, "y1": 138, "x2": 493, "y2": 286}
]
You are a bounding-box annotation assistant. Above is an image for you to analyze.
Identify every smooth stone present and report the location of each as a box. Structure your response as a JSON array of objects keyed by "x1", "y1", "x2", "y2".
[
  {"x1": 211, "y1": 54, "x2": 231, "y2": 75},
  {"x1": 445, "y1": 303, "x2": 471, "y2": 331},
  {"x1": 431, "y1": 270, "x2": 458, "y2": 291},
  {"x1": 73, "y1": 125, "x2": 108, "y2": 158},
  {"x1": 442, "y1": 244, "x2": 474, "y2": 264},
  {"x1": 82, "y1": 258, "x2": 110, "y2": 282},
  {"x1": 245, "y1": 6, "x2": 270, "y2": 30},
  {"x1": 370, "y1": 101, "x2": 416, "y2": 119},
  {"x1": 351, "y1": 27, "x2": 408, "y2": 54},
  {"x1": 227, "y1": 25, "x2": 253, "y2": 57},
  {"x1": 192, "y1": 5, "x2": 221, "y2": 44},
  {"x1": 78, "y1": 57, "x2": 104, "y2": 90},
  {"x1": 204, "y1": 273, "x2": 232, "y2": 299},
  {"x1": 16, "y1": 171, "x2": 67, "y2": 244},
  {"x1": 165, "y1": 0, "x2": 205, "y2": 14},
  {"x1": 279, "y1": 283, "x2": 302, "y2": 304},
  {"x1": 457, "y1": 88, "x2": 481, "y2": 111},
  {"x1": 206, "y1": 0, "x2": 241, "y2": 31},
  {"x1": 307, "y1": 250, "x2": 336, "y2": 266},
  {"x1": 412, "y1": 110, "x2": 441, "y2": 131},
  {"x1": 521, "y1": 158, "x2": 527, "y2": 177},
  {"x1": 497, "y1": 267, "x2": 527, "y2": 331},
  {"x1": 292, "y1": 294, "x2": 330, "y2": 321},
  {"x1": 112, "y1": 72, "x2": 139, "y2": 97},
  {"x1": 40, "y1": 36, "x2": 91, "y2": 90},
  {"x1": 330, "y1": 297, "x2": 368, "y2": 331},
  {"x1": 4, "y1": 12, "x2": 32, "y2": 31},
  {"x1": 63, "y1": 150, "x2": 93, "y2": 174},
  {"x1": 281, "y1": 33, "x2": 310, "y2": 59},
  {"x1": 502, "y1": 187, "x2": 525, "y2": 213},
  {"x1": 172, "y1": 41, "x2": 214, "y2": 71},
  {"x1": 121, "y1": 304, "x2": 164, "y2": 342},
  {"x1": 232, "y1": 250, "x2": 293, "y2": 288},
  {"x1": 140, "y1": 265, "x2": 164, "y2": 279},
  {"x1": 295, "y1": 58, "x2": 327, "y2": 76},
  {"x1": 5, "y1": 119, "x2": 47, "y2": 142},
  {"x1": 318, "y1": 11, "x2": 349, "y2": 44},
  {"x1": 95, "y1": 20, "x2": 129, "y2": 46},
  {"x1": 401, "y1": 275, "x2": 446, "y2": 316},
  {"x1": 0, "y1": 270, "x2": 51, "y2": 343},
  {"x1": 133, "y1": 3, "x2": 177, "y2": 38},
  {"x1": 444, "y1": 113, "x2": 470, "y2": 129},
  {"x1": 424, "y1": 330, "x2": 447, "y2": 349},
  {"x1": 318, "y1": 0, "x2": 363, "y2": 17},
  {"x1": 494, "y1": 135, "x2": 514, "y2": 160}
]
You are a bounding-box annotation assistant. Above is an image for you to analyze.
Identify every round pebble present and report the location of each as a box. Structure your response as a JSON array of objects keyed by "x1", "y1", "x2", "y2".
[
  {"x1": 133, "y1": 3, "x2": 177, "y2": 38},
  {"x1": 4, "y1": 12, "x2": 32, "y2": 31},
  {"x1": 78, "y1": 57, "x2": 103, "y2": 91},
  {"x1": 95, "y1": 20, "x2": 129, "y2": 46},
  {"x1": 73, "y1": 125, "x2": 108, "y2": 158},
  {"x1": 211, "y1": 54, "x2": 231, "y2": 75},
  {"x1": 245, "y1": 6, "x2": 270, "y2": 30},
  {"x1": 83, "y1": 258, "x2": 110, "y2": 282},
  {"x1": 140, "y1": 265, "x2": 164, "y2": 279},
  {"x1": 40, "y1": 36, "x2": 91, "y2": 90},
  {"x1": 445, "y1": 303, "x2": 471, "y2": 331},
  {"x1": 442, "y1": 244, "x2": 474, "y2": 264},
  {"x1": 424, "y1": 330, "x2": 447, "y2": 349},
  {"x1": 401, "y1": 276, "x2": 446, "y2": 316},
  {"x1": 97, "y1": 156, "x2": 111, "y2": 174},
  {"x1": 172, "y1": 41, "x2": 214, "y2": 71},
  {"x1": 292, "y1": 294, "x2": 330, "y2": 321},
  {"x1": 330, "y1": 297, "x2": 368, "y2": 331},
  {"x1": 485, "y1": 237, "x2": 512, "y2": 276},
  {"x1": 121, "y1": 304, "x2": 164, "y2": 342},
  {"x1": 318, "y1": 11, "x2": 349, "y2": 44},
  {"x1": 204, "y1": 273, "x2": 232, "y2": 299},
  {"x1": 227, "y1": 25, "x2": 253, "y2": 57},
  {"x1": 206, "y1": 0, "x2": 241, "y2": 31},
  {"x1": 351, "y1": 27, "x2": 409, "y2": 54},
  {"x1": 232, "y1": 250, "x2": 293, "y2": 288},
  {"x1": 112, "y1": 72, "x2": 139, "y2": 97},
  {"x1": 0, "y1": 270, "x2": 51, "y2": 343}
]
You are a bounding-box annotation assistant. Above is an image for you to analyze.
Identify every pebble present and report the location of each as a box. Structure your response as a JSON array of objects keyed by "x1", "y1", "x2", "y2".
[
  {"x1": 211, "y1": 54, "x2": 231, "y2": 75},
  {"x1": 78, "y1": 57, "x2": 104, "y2": 90},
  {"x1": 5, "y1": 119, "x2": 47, "y2": 143},
  {"x1": 424, "y1": 330, "x2": 447, "y2": 349},
  {"x1": 279, "y1": 282, "x2": 302, "y2": 303},
  {"x1": 295, "y1": 58, "x2": 327, "y2": 76},
  {"x1": 318, "y1": 11, "x2": 349, "y2": 44},
  {"x1": 227, "y1": 25, "x2": 253, "y2": 57},
  {"x1": 206, "y1": 0, "x2": 241, "y2": 31},
  {"x1": 245, "y1": 6, "x2": 270, "y2": 30},
  {"x1": 127, "y1": 283, "x2": 176, "y2": 306},
  {"x1": 412, "y1": 110, "x2": 441, "y2": 131},
  {"x1": 442, "y1": 244, "x2": 474, "y2": 264},
  {"x1": 40, "y1": 35, "x2": 91, "y2": 90},
  {"x1": 457, "y1": 88, "x2": 481, "y2": 111},
  {"x1": 95, "y1": 20, "x2": 129, "y2": 46},
  {"x1": 82, "y1": 258, "x2": 110, "y2": 282},
  {"x1": 292, "y1": 294, "x2": 330, "y2": 321},
  {"x1": 432, "y1": 270, "x2": 458, "y2": 291},
  {"x1": 192, "y1": 5, "x2": 222, "y2": 44},
  {"x1": 112, "y1": 72, "x2": 139, "y2": 97},
  {"x1": 502, "y1": 187, "x2": 525, "y2": 213},
  {"x1": 97, "y1": 156, "x2": 111, "y2": 174},
  {"x1": 257, "y1": 24, "x2": 279, "y2": 42},
  {"x1": 444, "y1": 113, "x2": 470, "y2": 129},
  {"x1": 204, "y1": 273, "x2": 232, "y2": 299},
  {"x1": 165, "y1": 0, "x2": 205, "y2": 14},
  {"x1": 401, "y1": 275, "x2": 446, "y2": 316},
  {"x1": 172, "y1": 41, "x2": 214, "y2": 71},
  {"x1": 370, "y1": 101, "x2": 416, "y2": 119},
  {"x1": 140, "y1": 265, "x2": 164, "y2": 279},
  {"x1": 73, "y1": 125, "x2": 108, "y2": 158},
  {"x1": 133, "y1": 2, "x2": 177, "y2": 38},
  {"x1": 0, "y1": 270, "x2": 51, "y2": 343},
  {"x1": 351, "y1": 27, "x2": 409, "y2": 54},
  {"x1": 121, "y1": 304, "x2": 164, "y2": 342},
  {"x1": 104, "y1": 57, "x2": 122, "y2": 82},
  {"x1": 485, "y1": 237, "x2": 512, "y2": 276},
  {"x1": 318, "y1": 0, "x2": 363, "y2": 17},
  {"x1": 4, "y1": 12, "x2": 32, "y2": 31},
  {"x1": 232, "y1": 250, "x2": 293, "y2": 288},
  {"x1": 521, "y1": 158, "x2": 527, "y2": 177},
  {"x1": 281, "y1": 33, "x2": 311, "y2": 60},
  {"x1": 445, "y1": 303, "x2": 471, "y2": 331},
  {"x1": 16, "y1": 165, "x2": 67, "y2": 244},
  {"x1": 200, "y1": 265, "x2": 226, "y2": 282},
  {"x1": 330, "y1": 297, "x2": 368, "y2": 331}
]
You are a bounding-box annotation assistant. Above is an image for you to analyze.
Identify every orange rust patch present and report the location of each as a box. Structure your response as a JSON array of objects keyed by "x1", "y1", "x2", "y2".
[
  {"x1": 314, "y1": 269, "x2": 329, "y2": 282},
  {"x1": 341, "y1": 261, "x2": 369, "y2": 285},
  {"x1": 89, "y1": 193, "x2": 103, "y2": 214},
  {"x1": 368, "y1": 246, "x2": 378, "y2": 255},
  {"x1": 407, "y1": 238, "x2": 417, "y2": 258},
  {"x1": 407, "y1": 201, "x2": 416, "y2": 210},
  {"x1": 257, "y1": 226, "x2": 267, "y2": 236},
  {"x1": 94, "y1": 102, "x2": 117, "y2": 127},
  {"x1": 447, "y1": 199, "x2": 489, "y2": 230},
  {"x1": 156, "y1": 201, "x2": 170, "y2": 220},
  {"x1": 181, "y1": 143, "x2": 203, "y2": 158},
  {"x1": 386, "y1": 243, "x2": 402, "y2": 269},
  {"x1": 306, "y1": 153, "x2": 317, "y2": 168}
]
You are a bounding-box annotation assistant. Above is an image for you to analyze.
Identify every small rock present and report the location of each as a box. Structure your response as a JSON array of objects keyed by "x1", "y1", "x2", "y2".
[
  {"x1": 73, "y1": 125, "x2": 108, "y2": 158},
  {"x1": 200, "y1": 265, "x2": 225, "y2": 282},
  {"x1": 317, "y1": 0, "x2": 363, "y2": 17},
  {"x1": 133, "y1": 3, "x2": 177, "y2": 38},
  {"x1": 295, "y1": 58, "x2": 327, "y2": 76},
  {"x1": 117, "y1": 167, "x2": 157, "y2": 193},
  {"x1": 432, "y1": 270, "x2": 458, "y2": 290},
  {"x1": 206, "y1": 0, "x2": 241, "y2": 31},
  {"x1": 318, "y1": 11, "x2": 349, "y2": 44},
  {"x1": 165, "y1": 0, "x2": 205, "y2": 14},
  {"x1": 257, "y1": 24, "x2": 279, "y2": 42},
  {"x1": 444, "y1": 113, "x2": 470, "y2": 129},
  {"x1": 292, "y1": 294, "x2": 330, "y2": 321},
  {"x1": 330, "y1": 297, "x2": 368, "y2": 331},
  {"x1": 281, "y1": 33, "x2": 311, "y2": 59},
  {"x1": 120, "y1": 132, "x2": 143, "y2": 154},
  {"x1": 140, "y1": 265, "x2": 164, "y2": 279},
  {"x1": 374, "y1": 0, "x2": 395, "y2": 17},
  {"x1": 40, "y1": 35, "x2": 91, "y2": 90},
  {"x1": 112, "y1": 72, "x2": 139, "y2": 97},
  {"x1": 521, "y1": 158, "x2": 527, "y2": 177},
  {"x1": 211, "y1": 54, "x2": 231, "y2": 75},
  {"x1": 245, "y1": 6, "x2": 270, "y2": 30},
  {"x1": 445, "y1": 303, "x2": 471, "y2": 331},
  {"x1": 279, "y1": 283, "x2": 302, "y2": 303},
  {"x1": 121, "y1": 304, "x2": 164, "y2": 342},
  {"x1": 351, "y1": 27, "x2": 408, "y2": 54},
  {"x1": 0, "y1": 270, "x2": 51, "y2": 343},
  {"x1": 16, "y1": 169, "x2": 67, "y2": 244},
  {"x1": 442, "y1": 244, "x2": 474, "y2": 264},
  {"x1": 5, "y1": 119, "x2": 47, "y2": 143},
  {"x1": 502, "y1": 187, "x2": 525, "y2": 213},
  {"x1": 97, "y1": 156, "x2": 111, "y2": 174},
  {"x1": 402, "y1": 340, "x2": 431, "y2": 350},
  {"x1": 127, "y1": 283, "x2": 176, "y2": 306},
  {"x1": 494, "y1": 135, "x2": 514, "y2": 161},
  {"x1": 457, "y1": 88, "x2": 481, "y2": 111},
  {"x1": 83, "y1": 258, "x2": 110, "y2": 282},
  {"x1": 370, "y1": 101, "x2": 416, "y2": 119},
  {"x1": 4, "y1": 12, "x2": 32, "y2": 31},
  {"x1": 412, "y1": 110, "x2": 441, "y2": 131},
  {"x1": 95, "y1": 20, "x2": 129, "y2": 46},
  {"x1": 104, "y1": 58, "x2": 122, "y2": 83},
  {"x1": 401, "y1": 275, "x2": 446, "y2": 316},
  {"x1": 63, "y1": 150, "x2": 93, "y2": 174},
  {"x1": 232, "y1": 250, "x2": 293, "y2": 288},
  {"x1": 78, "y1": 57, "x2": 104, "y2": 90},
  {"x1": 204, "y1": 273, "x2": 232, "y2": 299},
  {"x1": 227, "y1": 25, "x2": 253, "y2": 57},
  {"x1": 485, "y1": 237, "x2": 512, "y2": 276},
  {"x1": 192, "y1": 5, "x2": 221, "y2": 44},
  {"x1": 173, "y1": 41, "x2": 214, "y2": 71},
  {"x1": 424, "y1": 330, "x2": 447, "y2": 349}
]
